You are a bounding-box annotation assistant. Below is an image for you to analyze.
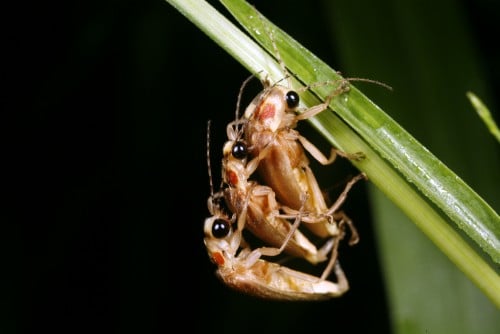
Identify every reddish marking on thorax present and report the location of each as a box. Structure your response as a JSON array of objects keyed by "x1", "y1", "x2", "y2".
[
  {"x1": 212, "y1": 252, "x2": 225, "y2": 266},
  {"x1": 257, "y1": 103, "x2": 275, "y2": 121},
  {"x1": 226, "y1": 170, "x2": 239, "y2": 186}
]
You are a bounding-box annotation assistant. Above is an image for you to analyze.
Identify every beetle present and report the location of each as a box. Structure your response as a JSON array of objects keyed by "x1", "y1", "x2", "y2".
[
  {"x1": 241, "y1": 78, "x2": 365, "y2": 242},
  {"x1": 203, "y1": 191, "x2": 349, "y2": 301}
]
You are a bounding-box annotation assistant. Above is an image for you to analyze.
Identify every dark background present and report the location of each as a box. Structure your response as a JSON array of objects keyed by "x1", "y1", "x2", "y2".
[{"x1": 3, "y1": 0, "x2": 498, "y2": 333}]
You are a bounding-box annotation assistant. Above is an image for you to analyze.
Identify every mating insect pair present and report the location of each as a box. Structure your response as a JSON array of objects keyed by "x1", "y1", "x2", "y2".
[
  {"x1": 203, "y1": 73, "x2": 366, "y2": 300},
  {"x1": 203, "y1": 9, "x2": 374, "y2": 301}
]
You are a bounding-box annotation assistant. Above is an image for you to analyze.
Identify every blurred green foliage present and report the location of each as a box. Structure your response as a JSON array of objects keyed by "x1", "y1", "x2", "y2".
[{"x1": 323, "y1": 0, "x2": 500, "y2": 333}]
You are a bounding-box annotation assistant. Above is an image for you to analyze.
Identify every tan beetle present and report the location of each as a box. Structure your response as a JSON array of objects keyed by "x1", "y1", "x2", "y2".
[
  {"x1": 203, "y1": 191, "x2": 349, "y2": 301},
  {"x1": 242, "y1": 80, "x2": 366, "y2": 244}
]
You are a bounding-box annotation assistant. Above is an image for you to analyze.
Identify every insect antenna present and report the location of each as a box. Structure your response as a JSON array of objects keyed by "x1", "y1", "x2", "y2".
[
  {"x1": 235, "y1": 73, "x2": 258, "y2": 121},
  {"x1": 206, "y1": 119, "x2": 227, "y2": 217},
  {"x1": 344, "y1": 77, "x2": 393, "y2": 91},
  {"x1": 206, "y1": 120, "x2": 216, "y2": 198},
  {"x1": 298, "y1": 76, "x2": 393, "y2": 94}
]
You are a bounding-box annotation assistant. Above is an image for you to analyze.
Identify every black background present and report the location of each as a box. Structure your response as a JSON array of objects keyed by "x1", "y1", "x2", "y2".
[{"x1": 3, "y1": 0, "x2": 498, "y2": 333}]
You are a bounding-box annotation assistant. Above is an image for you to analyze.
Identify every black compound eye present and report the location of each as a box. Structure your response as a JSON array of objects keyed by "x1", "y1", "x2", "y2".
[
  {"x1": 212, "y1": 219, "x2": 231, "y2": 238},
  {"x1": 231, "y1": 141, "x2": 247, "y2": 160},
  {"x1": 285, "y1": 91, "x2": 300, "y2": 109}
]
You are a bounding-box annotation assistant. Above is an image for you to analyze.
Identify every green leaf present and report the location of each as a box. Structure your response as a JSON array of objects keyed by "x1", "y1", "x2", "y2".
[{"x1": 467, "y1": 92, "x2": 500, "y2": 143}]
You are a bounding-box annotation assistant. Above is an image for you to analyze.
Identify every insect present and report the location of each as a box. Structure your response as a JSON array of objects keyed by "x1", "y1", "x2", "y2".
[
  {"x1": 204, "y1": 190, "x2": 350, "y2": 301},
  {"x1": 243, "y1": 80, "x2": 366, "y2": 241},
  {"x1": 204, "y1": 124, "x2": 349, "y2": 300}
]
